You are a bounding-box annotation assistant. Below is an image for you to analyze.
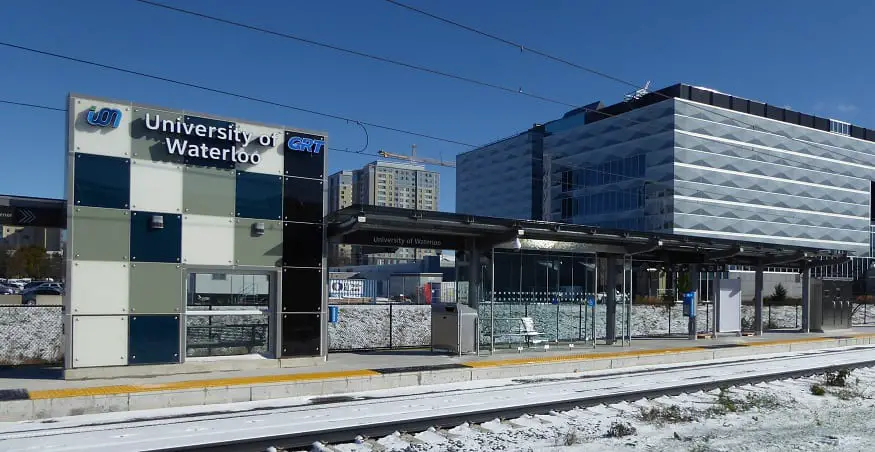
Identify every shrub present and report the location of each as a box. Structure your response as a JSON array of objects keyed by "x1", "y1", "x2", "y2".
[
  {"x1": 811, "y1": 384, "x2": 826, "y2": 396},
  {"x1": 605, "y1": 421, "x2": 637, "y2": 438},
  {"x1": 639, "y1": 405, "x2": 697, "y2": 424},
  {"x1": 825, "y1": 369, "x2": 851, "y2": 387}
]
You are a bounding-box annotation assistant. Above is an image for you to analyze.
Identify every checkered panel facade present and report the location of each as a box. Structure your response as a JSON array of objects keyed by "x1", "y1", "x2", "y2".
[{"x1": 65, "y1": 94, "x2": 327, "y2": 369}]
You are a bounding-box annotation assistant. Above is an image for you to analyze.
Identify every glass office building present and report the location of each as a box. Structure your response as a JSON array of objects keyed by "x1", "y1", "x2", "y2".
[{"x1": 457, "y1": 84, "x2": 875, "y2": 281}]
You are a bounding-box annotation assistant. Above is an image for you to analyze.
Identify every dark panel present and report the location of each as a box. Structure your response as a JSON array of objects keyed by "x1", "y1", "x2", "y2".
[
  {"x1": 0, "y1": 389, "x2": 29, "y2": 401},
  {"x1": 658, "y1": 84, "x2": 682, "y2": 99},
  {"x1": 748, "y1": 100, "x2": 765, "y2": 116},
  {"x1": 373, "y1": 364, "x2": 469, "y2": 374},
  {"x1": 784, "y1": 110, "x2": 800, "y2": 125},
  {"x1": 799, "y1": 113, "x2": 815, "y2": 128},
  {"x1": 689, "y1": 87, "x2": 711, "y2": 104},
  {"x1": 866, "y1": 129, "x2": 875, "y2": 142},
  {"x1": 236, "y1": 171, "x2": 283, "y2": 220},
  {"x1": 0, "y1": 205, "x2": 65, "y2": 228},
  {"x1": 129, "y1": 315, "x2": 180, "y2": 365},
  {"x1": 851, "y1": 126, "x2": 865, "y2": 139},
  {"x1": 870, "y1": 181, "x2": 874, "y2": 221},
  {"x1": 130, "y1": 211, "x2": 182, "y2": 263},
  {"x1": 765, "y1": 105, "x2": 784, "y2": 121},
  {"x1": 73, "y1": 153, "x2": 130, "y2": 209},
  {"x1": 281, "y1": 313, "x2": 321, "y2": 357},
  {"x1": 283, "y1": 176, "x2": 324, "y2": 222},
  {"x1": 282, "y1": 267, "x2": 322, "y2": 312},
  {"x1": 340, "y1": 230, "x2": 465, "y2": 250},
  {"x1": 284, "y1": 131, "x2": 325, "y2": 179},
  {"x1": 711, "y1": 92, "x2": 731, "y2": 109},
  {"x1": 531, "y1": 130, "x2": 544, "y2": 219},
  {"x1": 813, "y1": 116, "x2": 830, "y2": 132},
  {"x1": 678, "y1": 84, "x2": 691, "y2": 100},
  {"x1": 182, "y1": 115, "x2": 236, "y2": 170},
  {"x1": 283, "y1": 222, "x2": 323, "y2": 267},
  {"x1": 730, "y1": 97, "x2": 748, "y2": 113}
]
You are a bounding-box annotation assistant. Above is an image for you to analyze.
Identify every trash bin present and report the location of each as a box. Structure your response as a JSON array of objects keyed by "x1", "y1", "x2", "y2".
[
  {"x1": 328, "y1": 306, "x2": 339, "y2": 324},
  {"x1": 431, "y1": 302, "x2": 478, "y2": 354},
  {"x1": 682, "y1": 291, "x2": 696, "y2": 317}
]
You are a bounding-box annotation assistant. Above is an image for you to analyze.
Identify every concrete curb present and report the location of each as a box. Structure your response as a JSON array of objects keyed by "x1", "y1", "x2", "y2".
[{"x1": 2, "y1": 335, "x2": 872, "y2": 421}]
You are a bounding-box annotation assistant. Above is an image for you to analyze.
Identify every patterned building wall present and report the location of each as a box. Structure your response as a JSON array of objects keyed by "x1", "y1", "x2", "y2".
[
  {"x1": 65, "y1": 95, "x2": 326, "y2": 369},
  {"x1": 456, "y1": 133, "x2": 535, "y2": 219},
  {"x1": 547, "y1": 100, "x2": 676, "y2": 231},
  {"x1": 673, "y1": 98, "x2": 875, "y2": 254}
]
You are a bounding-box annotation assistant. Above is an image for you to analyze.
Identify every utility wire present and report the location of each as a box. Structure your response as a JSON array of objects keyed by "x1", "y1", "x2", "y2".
[
  {"x1": 0, "y1": 41, "x2": 476, "y2": 148},
  {"x1": 132, "y1": 0, "x2": 578, "y2": 109},
  {"x1": 0, "y1": 98, "x2": 382, "y2": 158},
  {"x1": 382, "y1": 0, "x2": 875, "y2": 171},
  {"x1": 1, "y1": 99, "x2": 866, "y2": 232},
  {"x1": 0, "y1": 100, "x2": 66, "y2": 112}
]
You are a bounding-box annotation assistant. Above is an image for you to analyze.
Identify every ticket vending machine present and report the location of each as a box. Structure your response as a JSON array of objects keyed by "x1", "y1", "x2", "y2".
[{"x1": 810, "y1": 279, "x2": 853, "y2": 332}]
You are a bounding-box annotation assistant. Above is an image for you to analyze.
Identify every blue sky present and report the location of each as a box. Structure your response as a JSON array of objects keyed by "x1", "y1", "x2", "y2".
[{"x1": 1, "y1": 0, "x2": 873, "y2": 212}]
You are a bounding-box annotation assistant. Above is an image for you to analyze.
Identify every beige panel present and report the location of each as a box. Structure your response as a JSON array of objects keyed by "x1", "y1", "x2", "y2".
[{"x1": 72, "y1": 316, "x2": 128, "y2": 368}]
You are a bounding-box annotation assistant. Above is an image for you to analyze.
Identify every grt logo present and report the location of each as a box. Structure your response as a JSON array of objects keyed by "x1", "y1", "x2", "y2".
[
  {"x1": 86, "y1": 107, "x2": 122, "y2": 128},
  {"x1": 287, "y1": 136, "x2": 325, "y2": 154}
]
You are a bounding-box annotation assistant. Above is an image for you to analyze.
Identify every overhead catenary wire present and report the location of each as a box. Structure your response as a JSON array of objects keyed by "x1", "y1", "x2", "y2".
[
  {"x1": 0, "y1": 98, "x2": 384, "y2": 158},
  {"x1": 0, "y1": 41, "x2": 476, "y2": 148},
  {"x1": 2, "y1": 98, "x2": 868, "y2": 232},
  {"x1": 1, "y1": 34, "x2": 869, "y2": 228},
  {"x1": 132, "y1": 0, "x2": 578, "y2": 109},
  {"x1": 382, "y1": 0, "x2": 875, "y2": 172}
]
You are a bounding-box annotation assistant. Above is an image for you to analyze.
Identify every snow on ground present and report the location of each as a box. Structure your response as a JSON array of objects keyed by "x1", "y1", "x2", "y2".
[
  {"x1": 329, "y1": 303, "x2": 870, "y2": 350},
  {"x1": 307, "y1": 367, "x2": 875, "y2": 452}
]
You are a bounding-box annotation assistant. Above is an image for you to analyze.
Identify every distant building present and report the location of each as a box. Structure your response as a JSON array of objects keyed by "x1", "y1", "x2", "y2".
[
  {"x1": 328, "y1": 161, "x2": 440, "y2": 265},
  {"x1": 456, "y1": 82, "x2": 875, "y2": 281},
  {"x1": 1, "y1": 226, "x2": 62, "y2": 252},
  {"x1": 327, "y1": 170, "x2": 355, "y2": 266}
]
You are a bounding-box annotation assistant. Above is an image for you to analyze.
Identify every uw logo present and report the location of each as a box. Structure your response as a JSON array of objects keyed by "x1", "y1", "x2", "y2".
[{"x1": 86, "y1": 106, "x2": 122, "y2": 128}]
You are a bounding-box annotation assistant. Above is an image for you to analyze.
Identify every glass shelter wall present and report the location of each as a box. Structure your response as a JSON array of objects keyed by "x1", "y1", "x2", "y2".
[{"x1": 481, "y1": 250, "x2": 630, "y2": 348}]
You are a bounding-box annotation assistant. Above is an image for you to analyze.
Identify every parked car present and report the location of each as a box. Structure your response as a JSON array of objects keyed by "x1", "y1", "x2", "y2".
[
  {"x1": 20, "y1": 287, "x2": 63, "y2": 305},
  {"x1": 0, "y1": 284, "x2": 16, "y2": 295}
]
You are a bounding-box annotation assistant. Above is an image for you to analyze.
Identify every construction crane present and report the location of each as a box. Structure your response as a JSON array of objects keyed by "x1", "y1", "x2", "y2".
[{"x1": 378, "y1": 144, "x2": 456, "y2": 168}]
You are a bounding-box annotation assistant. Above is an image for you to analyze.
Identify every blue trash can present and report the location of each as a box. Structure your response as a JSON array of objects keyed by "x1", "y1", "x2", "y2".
[
  {"x1": 328, "y1": 306, "x2": 339, "y2": 323},
  {"x1": 682, "y1": 291, "x2": 696, "y2": 317}
]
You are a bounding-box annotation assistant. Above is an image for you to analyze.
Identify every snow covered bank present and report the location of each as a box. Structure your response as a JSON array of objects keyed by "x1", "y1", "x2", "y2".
[{"x1": 320, "y1": 366, "x2": 875, "y2": 451}]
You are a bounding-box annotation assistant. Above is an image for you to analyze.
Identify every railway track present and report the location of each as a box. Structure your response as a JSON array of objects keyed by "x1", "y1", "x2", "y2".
[{"x1": 2, "y1": 345, "x2": 875, "y2": 451}]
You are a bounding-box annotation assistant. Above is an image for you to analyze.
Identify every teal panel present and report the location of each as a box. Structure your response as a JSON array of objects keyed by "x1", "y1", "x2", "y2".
[
  {"x1": 130, "y1": 106, "x2": 185, "y2": 164},
  {"x1": 129, "y1": 263, "x2": 184, "y2": 314},
  {"x1": 182, "y1": 166, "x2": 236, "y2": 216},
  {"x1": 234, "y1": 220, "x2": 282, "y2": 267},
  {"x1": 70, "y1": 207, "x2": 130, "y2": 261}
]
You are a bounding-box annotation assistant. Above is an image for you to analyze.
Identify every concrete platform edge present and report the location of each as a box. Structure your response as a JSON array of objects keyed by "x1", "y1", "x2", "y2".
[{"x1": 2, "y1": 335, "x2": 872, "y2": 422}]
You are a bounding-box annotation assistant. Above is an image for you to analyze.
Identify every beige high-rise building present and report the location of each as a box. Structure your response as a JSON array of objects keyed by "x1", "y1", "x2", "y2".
[
  {"x1": 328, "y1": 161, "x2": 441, "y2": 265},
  {"x1": 327, "y1": 170, "x2": 355, "y2": 266}
]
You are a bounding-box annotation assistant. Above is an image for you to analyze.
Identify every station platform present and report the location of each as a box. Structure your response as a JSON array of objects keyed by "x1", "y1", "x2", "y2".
[{"x1": 2, "y1": 329, "x2": 874, "y2": 422}]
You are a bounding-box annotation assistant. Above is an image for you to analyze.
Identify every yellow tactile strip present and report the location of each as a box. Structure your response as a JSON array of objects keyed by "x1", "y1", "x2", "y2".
[
  {"x1": 27, "y1": 369, "x2": 380, "y2": 400},
  {"x1": 23, "y1": 334, "x2": 873, "y2": 400}
]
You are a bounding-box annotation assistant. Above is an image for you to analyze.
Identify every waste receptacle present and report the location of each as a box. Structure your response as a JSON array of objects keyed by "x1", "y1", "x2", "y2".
[
  {"x1": 431, "y1": 302, "x2": 478, "y2": 354},
  {"x1": 328, "y1": 306, "x2": 339, "y2": 324}
]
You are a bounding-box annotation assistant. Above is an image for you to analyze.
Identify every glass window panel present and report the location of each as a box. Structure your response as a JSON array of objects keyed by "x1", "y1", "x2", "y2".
[{"x1": 186, "y1": 314, "x2": 269, "y2": 357}]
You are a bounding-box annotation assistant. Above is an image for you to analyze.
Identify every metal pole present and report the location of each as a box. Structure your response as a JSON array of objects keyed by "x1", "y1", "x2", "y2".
[
  {"x1": 490, "y1": 247, "x2": 495, "y2": 355},
  {"x1": 593, "y1": 253, "x2": 598, "y2": 349}
]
